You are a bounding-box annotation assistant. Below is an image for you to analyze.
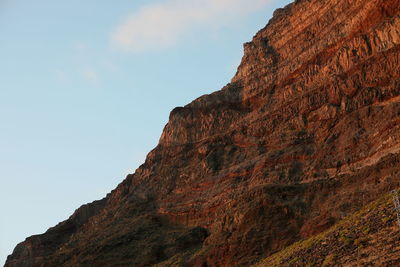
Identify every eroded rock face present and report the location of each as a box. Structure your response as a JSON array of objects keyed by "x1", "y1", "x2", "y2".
[{"x1": 6, "y1": 0, "x2": 400, "y2": 266}]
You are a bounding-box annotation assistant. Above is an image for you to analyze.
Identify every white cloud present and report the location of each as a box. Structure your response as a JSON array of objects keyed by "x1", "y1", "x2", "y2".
[
  {"x1": 111, "y1": 0, "x2": 271, "y2": 52},
  {"x1": 82, "y1": 68, "x2": 99, "y2": 83}
]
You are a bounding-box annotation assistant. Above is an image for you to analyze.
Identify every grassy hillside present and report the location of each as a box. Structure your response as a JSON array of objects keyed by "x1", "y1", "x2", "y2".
[{"x1": 253, "y1": 190, "x2": 400, "y2": 267}]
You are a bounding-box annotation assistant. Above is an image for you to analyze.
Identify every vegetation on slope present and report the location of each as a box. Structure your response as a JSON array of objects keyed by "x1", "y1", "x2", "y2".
[{"x1": 254, "y1": 189, "x2": 400, "y2": 267}]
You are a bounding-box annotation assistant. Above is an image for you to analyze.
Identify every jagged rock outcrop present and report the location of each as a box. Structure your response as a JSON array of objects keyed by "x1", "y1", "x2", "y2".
[{"x1": 6, "y1": 0, "x2": 400, "y2": 266}]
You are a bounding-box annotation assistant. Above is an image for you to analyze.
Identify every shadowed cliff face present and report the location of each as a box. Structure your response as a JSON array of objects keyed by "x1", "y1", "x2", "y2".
[{"x1": 6, "y1": 0, "x2": 400, "y2": 266}]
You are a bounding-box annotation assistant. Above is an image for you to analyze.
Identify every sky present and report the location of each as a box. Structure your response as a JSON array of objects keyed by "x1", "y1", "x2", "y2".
[{"x1": 0, "y1": 0, "x2": 292, "y2": 264}]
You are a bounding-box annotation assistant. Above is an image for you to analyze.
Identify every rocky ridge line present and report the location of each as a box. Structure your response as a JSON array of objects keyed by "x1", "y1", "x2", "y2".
[{"x1": 5, "y1": 0, "x2": 400, "y2": 266}]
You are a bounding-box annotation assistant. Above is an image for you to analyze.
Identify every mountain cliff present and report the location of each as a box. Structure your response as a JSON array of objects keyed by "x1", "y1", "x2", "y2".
[{"x1": 5, "y1": 0, "x2": 400, "y2": 266}]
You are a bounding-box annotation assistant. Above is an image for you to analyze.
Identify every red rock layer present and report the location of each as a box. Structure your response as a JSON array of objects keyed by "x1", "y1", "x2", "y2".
[{"x1": 6, "y1": 0, "x2": 400, "y2": 266}]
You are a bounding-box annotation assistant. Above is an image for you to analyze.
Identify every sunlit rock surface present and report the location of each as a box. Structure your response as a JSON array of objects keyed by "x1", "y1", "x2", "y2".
[{"x1": 6, "y1": 0, "x2": 400, "y2": 266}]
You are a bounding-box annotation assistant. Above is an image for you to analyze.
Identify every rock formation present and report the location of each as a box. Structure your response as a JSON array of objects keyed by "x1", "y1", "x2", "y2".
[
  {"x1": 255, "y1": 191, "x2": 400, "y2": 266},
  {"x1": 5, "y1": 0, "x2": 400, "y2": 266}
]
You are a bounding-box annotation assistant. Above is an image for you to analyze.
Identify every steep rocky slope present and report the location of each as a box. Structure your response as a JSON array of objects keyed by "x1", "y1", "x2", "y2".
[
  {"x1": 5, "y1": 0, "x2": 400, "y2": 266},
  {"x1": 254, "y1": 189, "x2": 400, "y2": 266}
]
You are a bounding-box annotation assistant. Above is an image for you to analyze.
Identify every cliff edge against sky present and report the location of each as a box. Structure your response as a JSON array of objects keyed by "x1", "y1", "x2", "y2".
[{"x1": 6, "y1": 0, "x2": 400, "y2": 266}]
